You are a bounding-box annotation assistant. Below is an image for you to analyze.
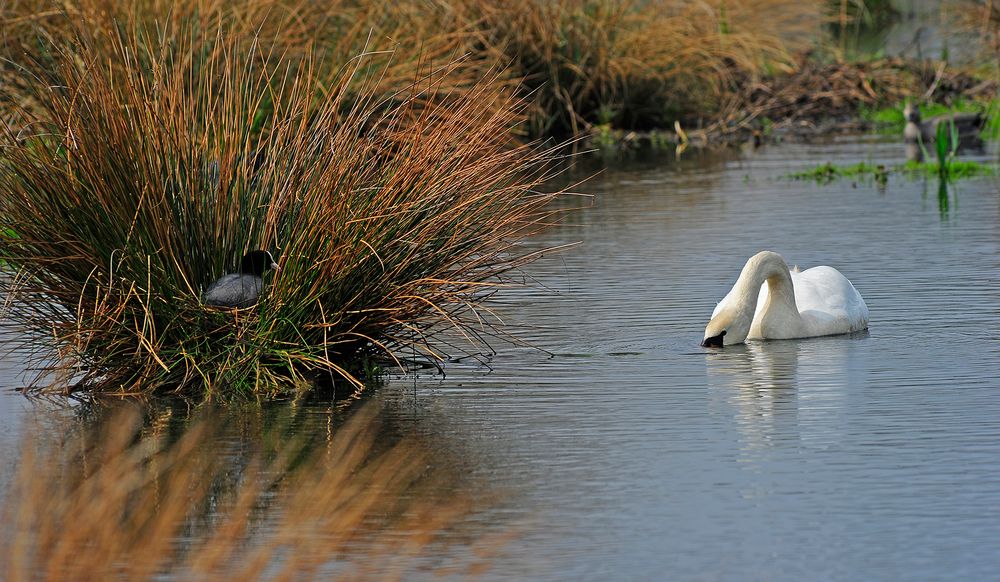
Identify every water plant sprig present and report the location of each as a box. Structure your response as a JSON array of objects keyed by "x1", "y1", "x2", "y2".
[
  {"x1": 928, "y1": 116, "x2": 960, "y2": 180},
  {"x1": 787, "y1": 159, "x2": 998, "y2": 182}
]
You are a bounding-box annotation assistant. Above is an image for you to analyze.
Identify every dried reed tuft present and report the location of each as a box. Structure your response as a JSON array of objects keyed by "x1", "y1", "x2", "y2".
[
  {"x1": 468, "y1": 0, "x2": 823, "y2": 137},
  {"x1": 0, "y1": 11, "x2": 569, "y2": 397},
  {"x1": 0, "y1": 0, "x2": 499, "y2": 113}
]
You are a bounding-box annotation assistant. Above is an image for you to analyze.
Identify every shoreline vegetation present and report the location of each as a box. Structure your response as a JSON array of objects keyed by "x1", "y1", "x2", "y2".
[
  {"x1": 787, "y1": 159, "x2": 999, "y2": 184},
  {"x1": 1, "y1": 0, "x2": 998, "y2": 399}
]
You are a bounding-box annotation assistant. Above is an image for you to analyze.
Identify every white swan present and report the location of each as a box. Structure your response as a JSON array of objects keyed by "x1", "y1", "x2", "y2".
[{"x1": 702, "y1": 251, "x2": 869, "y2": 347}]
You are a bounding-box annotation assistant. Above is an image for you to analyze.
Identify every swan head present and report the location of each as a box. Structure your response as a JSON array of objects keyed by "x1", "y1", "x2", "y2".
[{"x1": 701, "y1": 305, "x2": 753, "y2": 347}]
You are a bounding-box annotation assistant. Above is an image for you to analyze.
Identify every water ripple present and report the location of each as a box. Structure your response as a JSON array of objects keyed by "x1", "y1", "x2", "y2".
[{"x1": 391, "y1": 139, "x2": 1000, "y2": 580}]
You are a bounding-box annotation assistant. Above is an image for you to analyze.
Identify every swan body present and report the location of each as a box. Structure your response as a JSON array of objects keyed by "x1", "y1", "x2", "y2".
[{"x1": 702, "y1": 251, "x2": 868, "y2": 347}]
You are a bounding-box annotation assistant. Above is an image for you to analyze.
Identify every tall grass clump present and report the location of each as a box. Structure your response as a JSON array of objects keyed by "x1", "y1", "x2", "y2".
[
  {"x1": 470, "y1": 0, "x2": 823, "y2": 137},
  {"x1": 0, "y1": 1, "x2": 498, "y2": 133},
  {"x1": 1, "y1": 403, "x2": 493, "y2": 580},
  {"x1": 0, "y1": 17, "x2": 567, "y2": 397}
]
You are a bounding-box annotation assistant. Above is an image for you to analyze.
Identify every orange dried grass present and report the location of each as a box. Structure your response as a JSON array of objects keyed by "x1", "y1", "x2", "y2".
[{"x1": 1, "y1": 403, "x2": 496, "y2": 580}]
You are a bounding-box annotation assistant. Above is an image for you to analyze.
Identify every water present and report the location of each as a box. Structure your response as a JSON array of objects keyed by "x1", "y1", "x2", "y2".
[{"x1": 2, "y1": 135, "x2": 999, "y2": 580}]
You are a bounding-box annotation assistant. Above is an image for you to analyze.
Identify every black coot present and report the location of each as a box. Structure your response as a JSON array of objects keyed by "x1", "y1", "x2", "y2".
[{"x1": 203, "y1": 250, "x2": 279, "y2": 308}]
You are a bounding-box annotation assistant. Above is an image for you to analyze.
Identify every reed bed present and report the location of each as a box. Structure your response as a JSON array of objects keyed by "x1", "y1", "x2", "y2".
[
  {"x1": 1, "y1": 403, "x2": 493, "y2": 580},
  {"x1": 0, "y1": 14, "x2": 568, "y2": 397},
  {"x1": 4, "y1": 0, "x2": 996, "y2": 146},
  {"x1": 3, "y1": 0, "x2": 831, "y2": 139},
  {"x1": 0, "y1": 0, "x2": 497, "y2": 133},
  {"x1": 469, "y1": 0, "x2": 824, "y2": 137}
]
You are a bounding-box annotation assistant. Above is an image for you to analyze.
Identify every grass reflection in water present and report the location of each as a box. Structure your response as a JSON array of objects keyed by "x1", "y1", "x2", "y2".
[{"x1": 1, "y1": 401, "x2": 499, "y2": 581}]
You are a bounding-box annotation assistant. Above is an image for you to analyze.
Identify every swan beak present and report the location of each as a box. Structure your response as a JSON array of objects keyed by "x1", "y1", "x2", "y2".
[{"x1": 701, "y1": 331, "x2": 726, "y2": 348}]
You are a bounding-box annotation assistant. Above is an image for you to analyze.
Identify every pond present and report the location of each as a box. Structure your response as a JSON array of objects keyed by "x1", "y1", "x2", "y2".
[{"x1": 1, "y1": 134, "x2": 999, "y2": 580}]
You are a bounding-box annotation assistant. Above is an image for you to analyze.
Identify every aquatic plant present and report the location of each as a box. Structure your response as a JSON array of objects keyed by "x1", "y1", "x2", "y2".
[
  {"x1": 0, "y1": 403, "x2": 493, "y2": 580},
  {"x1": 900, "y1": 160, "x2": 998, "y2": 179},
  {"x1": 931, "y1": 117, "x2": 960, "y2": 180},
  {"x1": 0, "y1": 17, "x2": 568, "y2": 397},
  {"x1": 788, "y1": 159, "x2": 998, "y2": 183},
  {"x1": 787, "y1": 161, "x2": 889, "y2": 183}
]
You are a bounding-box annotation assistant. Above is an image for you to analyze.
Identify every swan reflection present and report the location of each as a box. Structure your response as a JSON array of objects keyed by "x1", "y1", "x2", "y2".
[{"x1": 704, "y1": 333, "x2": 867, "y2": 454}]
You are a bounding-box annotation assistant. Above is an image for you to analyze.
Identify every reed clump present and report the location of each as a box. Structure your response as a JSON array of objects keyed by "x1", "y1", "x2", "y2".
[
  {"x1": 11, "y1": 0, "x2": 992, "y2": 148},
  {"x1": 469, "y1": 0, "x2": 823, "y2": 137},
  {"x1": 0, "y1": 15, "x2": 567, "y2": 397},
  {"x1": 0, "y1": 403, "x2": 492, "y2": 580},
  {"x1": 0, "y1": 1, "x2": 498, "y2": 133}
]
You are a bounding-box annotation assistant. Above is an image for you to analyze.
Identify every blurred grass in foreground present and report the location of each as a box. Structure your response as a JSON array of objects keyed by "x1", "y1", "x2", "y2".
[{"x1": 1, "y1": 402, "x2": 499, "y2": 580}]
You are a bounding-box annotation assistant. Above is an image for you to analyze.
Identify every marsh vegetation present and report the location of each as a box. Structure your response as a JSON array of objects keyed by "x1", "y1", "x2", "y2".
[
  {"x1": 0, "y1": 1, "x2": 998, "y2": 578},
  {"x1": 1, "y1": 3, "x2": 571, "y2": 397},
  {"x1": 0, "y1": 3, "x2": 996, "y2": 395}
]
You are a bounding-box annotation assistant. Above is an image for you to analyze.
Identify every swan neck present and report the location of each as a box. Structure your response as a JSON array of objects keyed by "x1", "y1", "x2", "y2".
[{"x1": 734, "y1": 252, "x2": 799, "y2": 317}]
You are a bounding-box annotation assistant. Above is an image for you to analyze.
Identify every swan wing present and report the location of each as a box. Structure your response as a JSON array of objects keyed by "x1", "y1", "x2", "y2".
[{"x1": 792, "y1": 266, "x2": 869, "y2": 335}]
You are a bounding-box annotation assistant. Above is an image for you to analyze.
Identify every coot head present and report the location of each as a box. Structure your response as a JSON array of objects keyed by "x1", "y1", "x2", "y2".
[{"x1": 240, "y1": 250, "x2": 280, "y2": 277}]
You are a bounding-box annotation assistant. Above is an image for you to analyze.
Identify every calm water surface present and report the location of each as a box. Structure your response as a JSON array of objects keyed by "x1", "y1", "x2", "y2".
[{"x1": 2, "y1": 136, "x2": 999, "y2": 580}]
